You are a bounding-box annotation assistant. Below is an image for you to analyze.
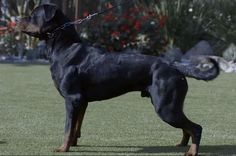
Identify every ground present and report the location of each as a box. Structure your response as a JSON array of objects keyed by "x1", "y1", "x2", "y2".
[{"x1": 0, "y1": 64, "x2": 235, "y2": 155}]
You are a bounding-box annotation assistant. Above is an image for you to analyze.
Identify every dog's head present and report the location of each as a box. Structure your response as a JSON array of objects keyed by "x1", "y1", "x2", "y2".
[{"x1": 17, "y1": 4, "x2": 69, "y2": 39}]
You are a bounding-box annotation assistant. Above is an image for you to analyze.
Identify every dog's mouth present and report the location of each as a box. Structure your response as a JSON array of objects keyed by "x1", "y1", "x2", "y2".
[{"x1": 16, "y1": 18, "x2": 40, "y2": 36}]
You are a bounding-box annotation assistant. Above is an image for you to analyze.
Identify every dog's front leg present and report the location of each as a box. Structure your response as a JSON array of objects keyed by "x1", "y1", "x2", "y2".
[
  {"x1": 54, "y1": 66, "x2": 85, "y2": 152},
  {"x1": 71, "y1": 102, "x2": 88, "y2": 146},
  {"x1": 55, "y1": 97, "x2": 80, "y2": 152}
]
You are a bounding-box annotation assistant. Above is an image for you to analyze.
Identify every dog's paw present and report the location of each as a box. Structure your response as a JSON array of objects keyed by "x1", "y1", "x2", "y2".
[
  {"x1": 54, "y1": 145, "x2": 69, "y2": 152},
  {"x1": 185, "y1": 144, "x2": 198, "y2": 156}
]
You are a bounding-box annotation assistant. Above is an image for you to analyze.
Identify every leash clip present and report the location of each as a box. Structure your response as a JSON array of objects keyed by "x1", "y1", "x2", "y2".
[
  {"x1": 46, "y1": 32, "x2": 55, "y2": 39},
  {"x1": 86, "y1": 13, "x2": 98, "y2": 20}
]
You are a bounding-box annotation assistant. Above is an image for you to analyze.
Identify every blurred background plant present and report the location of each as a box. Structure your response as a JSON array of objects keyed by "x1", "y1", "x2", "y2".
[
  {"x1": 148, "y1": 0, "x2": 236, "y2": 55},
  {"x1": 0, "y1": 0, "x2": 40, "y2": 59},
  {"x1": 81, "y1": 5, "x2": 167, "y2": 54},
  {"x1": 0, "y1": 0, "x2": 236, "y2": 60}
]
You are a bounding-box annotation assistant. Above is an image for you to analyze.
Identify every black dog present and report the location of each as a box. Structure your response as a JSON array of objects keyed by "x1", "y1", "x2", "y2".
[{"x1": 17, "y1": 4, "x2": 219, "y2": 156}]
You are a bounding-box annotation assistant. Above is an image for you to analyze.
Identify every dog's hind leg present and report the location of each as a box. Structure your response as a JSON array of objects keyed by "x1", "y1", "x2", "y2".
[
  {"x1": 71, "y1": 102, "x2": 88, "y2": 146},
  {"x1": 149, "y1": 68, "x2": 202, "y2": 156},
  {"x1": 176, "y1": 129, "x2": 190, "y2": 147}
]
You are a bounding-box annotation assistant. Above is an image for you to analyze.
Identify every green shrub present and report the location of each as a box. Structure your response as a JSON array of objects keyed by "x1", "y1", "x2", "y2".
[{"x1": 151, "y1": 0, "x2": 236, "y2": 54}]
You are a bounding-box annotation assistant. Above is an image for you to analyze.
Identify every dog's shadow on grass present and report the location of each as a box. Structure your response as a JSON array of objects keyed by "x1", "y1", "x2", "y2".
[
  {"x1": 75, "y1": 145, "x2": 236, "y2": 155},
  {"x1": 0, "y1": 141, "x2": 7, "y2": 144}
]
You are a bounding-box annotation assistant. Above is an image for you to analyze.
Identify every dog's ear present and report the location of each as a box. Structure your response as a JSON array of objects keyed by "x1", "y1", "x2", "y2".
[{"x1": 43, "y1": 4, "x2": 58, "y2": 22}]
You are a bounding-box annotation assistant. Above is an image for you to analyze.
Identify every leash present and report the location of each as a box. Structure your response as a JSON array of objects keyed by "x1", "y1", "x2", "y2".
[{"x1": 47, "y1": 1, "x2": 132, "y2": 38}]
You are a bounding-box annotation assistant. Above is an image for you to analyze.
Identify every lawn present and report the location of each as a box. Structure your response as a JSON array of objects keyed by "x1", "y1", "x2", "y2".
[{"x1": 0, "y1": 64, "x2": 235, "y2": 156}]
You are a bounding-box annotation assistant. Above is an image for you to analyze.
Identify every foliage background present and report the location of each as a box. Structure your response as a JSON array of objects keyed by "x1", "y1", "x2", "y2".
[{"x1": 0, "y1": 0, "x2": 236, "y2": 56}]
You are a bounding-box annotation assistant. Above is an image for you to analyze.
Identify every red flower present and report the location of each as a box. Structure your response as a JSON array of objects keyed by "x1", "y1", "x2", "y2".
[
  {"x1": 8, "y1": 21, "x2": 16, "y2": 27},
  {"x1": 133, "y1": 20, "x2": 141, "y2": 31},
  {"x1": 103, "y1": 13, "x2": 114, "y2": 22},
  {"x1": 159, "y1": 15, "x2": 168, "y2": 28},
  {"x1": 148, "y1": 11, "x2": 156, "y2": 16},
  {"x1": 119, "y1": 24, "x2": 129, "y2": 32},
  {"x1": 140, "y1": 15, "x2": 149, "y2": 22},
  {"x1": 111, "y1": 31, "x2": 120, "y2": 38},
  {"x1": 83, "y1": 11, "x2": 89, "y2": 17},
  {"x1": 105, "y1": 2, "x2": 113, "y2": 9},
  {"x1": 123, "y1": 13, "x2": 131, "y2": 20},
  {"x1": 128, "y1": 7, "x2": 139, "y2": 14},
  {"x1": 120, "y1": 40, "x2": 126, "y2": 48}
]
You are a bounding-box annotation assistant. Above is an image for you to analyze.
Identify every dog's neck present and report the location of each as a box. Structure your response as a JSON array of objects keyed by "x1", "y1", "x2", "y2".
[{"x1": 45, "y1": 26, "x2": 81, "y2": 60}]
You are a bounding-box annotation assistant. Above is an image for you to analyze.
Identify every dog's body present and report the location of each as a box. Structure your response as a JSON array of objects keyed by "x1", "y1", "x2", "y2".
[{"x1": 18, "y1": 4, "x2": 219, "y2": 156}]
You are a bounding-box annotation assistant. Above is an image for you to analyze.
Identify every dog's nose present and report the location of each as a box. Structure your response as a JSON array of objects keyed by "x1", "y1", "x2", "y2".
[{"x1": 15, "y1": 18, "x2": 19, "y2": 22}]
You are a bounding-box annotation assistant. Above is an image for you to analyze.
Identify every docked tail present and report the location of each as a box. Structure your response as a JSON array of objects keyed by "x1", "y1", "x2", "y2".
[{"x1": 171, "y1": 57, "x2": 220, "y2": 81}]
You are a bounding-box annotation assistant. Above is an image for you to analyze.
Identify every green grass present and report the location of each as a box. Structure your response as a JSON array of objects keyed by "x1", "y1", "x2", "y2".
[{"x1": 0, "y1": 64, "x2": 235, "y2": 155}]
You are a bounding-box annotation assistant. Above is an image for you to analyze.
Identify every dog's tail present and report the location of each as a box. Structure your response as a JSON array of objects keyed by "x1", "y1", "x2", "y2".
[{"x1": 171, "y1": 57, "x2": 220, "y2": 81}]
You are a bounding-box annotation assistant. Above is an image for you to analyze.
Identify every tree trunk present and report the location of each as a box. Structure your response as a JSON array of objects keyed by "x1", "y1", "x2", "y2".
[
  {"x1": 0, "y1": 0, "x2": 2, "y2": 17},
  {"x1": 50, "y1": 0, "x2": 62, "y2": 8},
  {"x1": 75, "y1": 0, "x2": 83, "y2": 20},
  {"x1": 62, "y1": 0, "x2": 68, "y2": 14},
  {"x1": 74, "y1": 0, "x2": 83, "y2": 31}
]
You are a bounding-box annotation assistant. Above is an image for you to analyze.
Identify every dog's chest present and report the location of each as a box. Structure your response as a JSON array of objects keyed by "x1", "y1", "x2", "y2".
[{"x1": 50, "y1": 62, "x2": 64, "y2": 91}]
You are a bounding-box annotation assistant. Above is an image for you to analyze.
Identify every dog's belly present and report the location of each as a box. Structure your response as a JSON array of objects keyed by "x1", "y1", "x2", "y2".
[
  {"x1": 81, "y1": 64, "x2": 152, "y2": 101},
  {"x1": 84, "y1": 82, "x2": 147, "y2": 101},
  {"x1": 84, "y1": 68, "x2": 151, "y2": 101}
]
